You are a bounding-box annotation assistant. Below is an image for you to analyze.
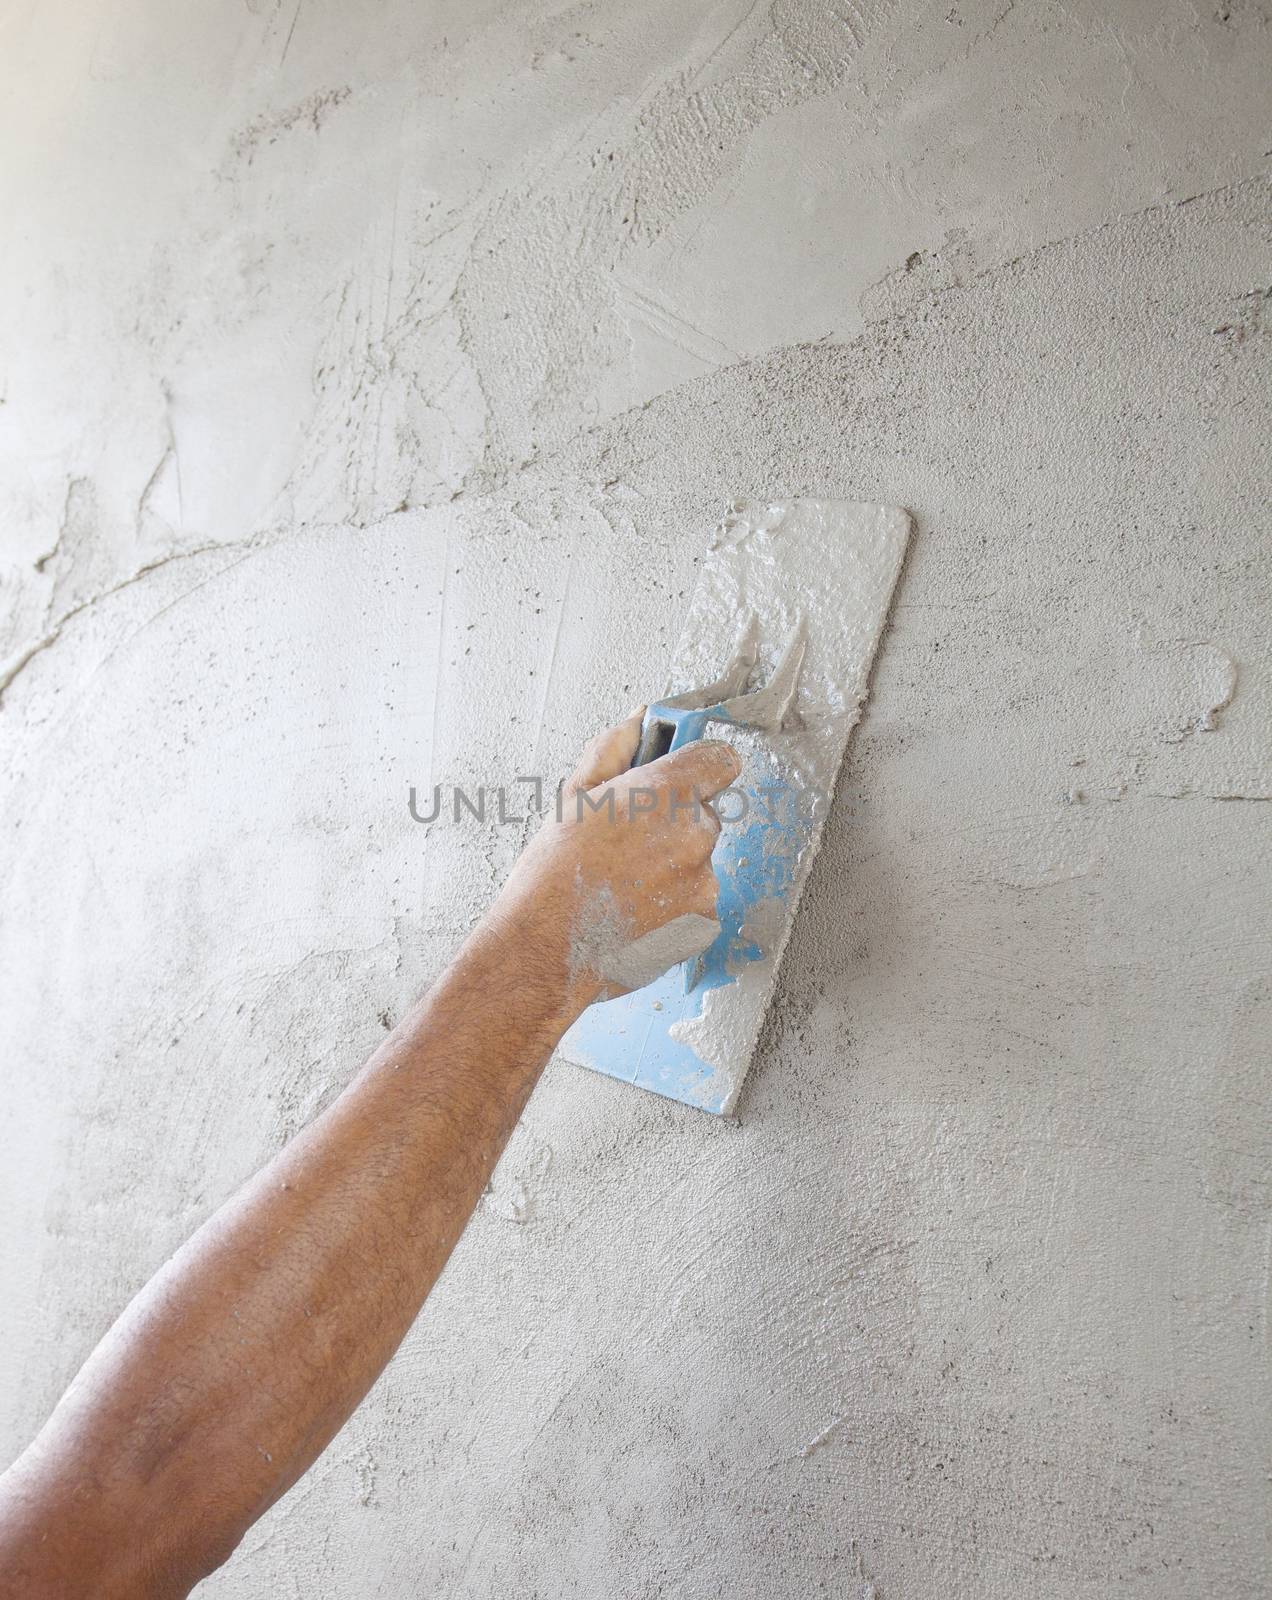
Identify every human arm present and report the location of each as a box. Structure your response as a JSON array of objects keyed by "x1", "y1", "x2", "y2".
[{"x1": 0, "y1": 717, "x2": 740, "y2": 1599}]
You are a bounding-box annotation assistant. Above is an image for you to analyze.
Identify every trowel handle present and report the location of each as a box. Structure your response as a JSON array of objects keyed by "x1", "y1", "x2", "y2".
[{"x1": 632, "y1": 703, "x2": 726, "y2": 767}]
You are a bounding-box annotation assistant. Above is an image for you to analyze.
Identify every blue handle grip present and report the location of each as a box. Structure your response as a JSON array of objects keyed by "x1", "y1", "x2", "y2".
[{"x1": 634, "y1": 702, "x2": 731, "y2": 766}]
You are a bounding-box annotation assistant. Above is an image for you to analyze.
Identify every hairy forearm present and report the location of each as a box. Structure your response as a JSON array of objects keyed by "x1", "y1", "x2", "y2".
[
  {"x1": 0, "y1": 923, "x2": 578, "y2": 1598},
  {"x1": 0, "y1": 715, "x2": 739, "y2": 1599}
]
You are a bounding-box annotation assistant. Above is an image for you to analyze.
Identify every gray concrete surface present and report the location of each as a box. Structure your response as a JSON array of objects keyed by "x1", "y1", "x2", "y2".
[{"x1": 1, "y1": 2, "x2": 1269, "y2": 1595}]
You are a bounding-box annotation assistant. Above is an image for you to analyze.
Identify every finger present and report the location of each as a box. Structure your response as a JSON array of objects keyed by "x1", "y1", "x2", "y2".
[
  {"x1": 641, "y1": 738, "x2": 742, "y2": 804},
  {"x1": 684, "y1": 803, "x2": 723, "y2": 863},
  {"x1": 673, "y1": 791, "x2": 724, "y2": 843},
  {"x1": 563, "y1": 708, "x2": 645, "y2": 797},
  {"x1": 687, "y1": 866, "x2": 721, "y2": 920}
]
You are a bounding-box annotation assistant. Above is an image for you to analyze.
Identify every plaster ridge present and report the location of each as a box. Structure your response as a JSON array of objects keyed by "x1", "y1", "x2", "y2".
[
  {"x1": 0, "y1": 533, "x2": 278, "y2": 708},
  {"x1": 858, "y1": 167, "x2": 1272, "y2": 332},
  {"x1": 435, "y1": 167, "x2": 1270, "y2": 516},
  {"x1": 31, "y1": 476, "x2": 86, "y2": 577}
]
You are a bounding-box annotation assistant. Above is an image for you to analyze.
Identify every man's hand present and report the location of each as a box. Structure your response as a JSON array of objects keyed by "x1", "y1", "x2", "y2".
[
  {"x1": 0, "y1": 716, "x2": 742, "y2": 1600},
  {"x1": 476, "y1": 711, "x2": 741, "y2": 1013}
]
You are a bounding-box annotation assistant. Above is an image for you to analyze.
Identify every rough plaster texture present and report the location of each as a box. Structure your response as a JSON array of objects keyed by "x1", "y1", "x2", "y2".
[{"x1": 1, "y1": 2, "x2": 1269, "y2": 1595}]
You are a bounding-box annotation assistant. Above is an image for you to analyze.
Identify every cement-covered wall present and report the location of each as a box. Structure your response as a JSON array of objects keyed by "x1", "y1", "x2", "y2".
[{"x1": 2, "y1": 3, "x2": 1269, "y2": 1595}]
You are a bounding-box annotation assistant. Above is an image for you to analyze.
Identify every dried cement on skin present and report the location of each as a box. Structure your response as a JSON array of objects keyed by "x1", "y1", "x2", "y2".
[
  {"x1": 569, "y1": 882, "x2": 720, "y2": 996},
  {"x1": 597, "y1": 913, "x2": 721, "y2": 993}
]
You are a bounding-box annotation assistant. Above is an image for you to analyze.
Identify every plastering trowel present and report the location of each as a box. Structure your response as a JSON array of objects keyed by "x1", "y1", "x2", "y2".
[{"x1": 559, "y1": 498, "x2": 911, "y2": 1115}]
